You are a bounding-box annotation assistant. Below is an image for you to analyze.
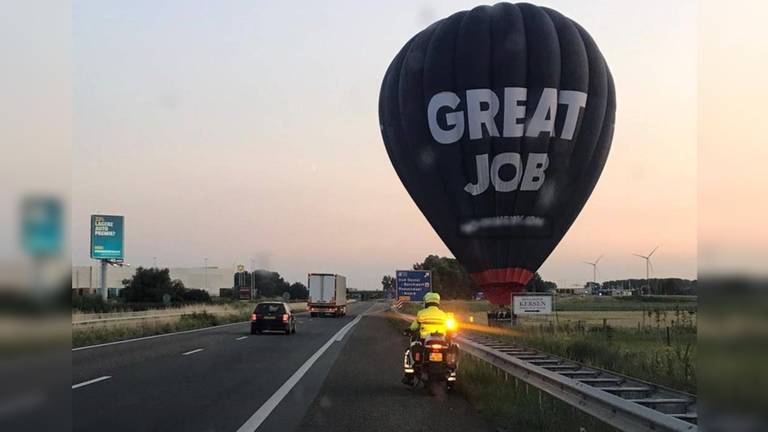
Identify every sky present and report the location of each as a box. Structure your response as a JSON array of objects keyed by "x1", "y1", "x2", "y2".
[{"x1": 71, "y1": 0, "x2": 699, "y2": 289}]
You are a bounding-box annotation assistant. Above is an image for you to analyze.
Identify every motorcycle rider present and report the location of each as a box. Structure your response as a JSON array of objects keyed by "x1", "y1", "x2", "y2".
[{"x1": 402, "y1": 292, "x2": 450, "y2": 385}]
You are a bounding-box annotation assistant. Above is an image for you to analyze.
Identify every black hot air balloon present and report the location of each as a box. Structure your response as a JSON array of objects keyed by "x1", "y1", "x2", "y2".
[{"x1": 379, "y1": 3, "x2": 615, "y2": 305}]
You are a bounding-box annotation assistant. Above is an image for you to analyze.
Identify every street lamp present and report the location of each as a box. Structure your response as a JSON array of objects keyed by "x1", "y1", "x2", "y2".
[{"x1": 204, "y1": 257, "x2": 208, "y2": 291}]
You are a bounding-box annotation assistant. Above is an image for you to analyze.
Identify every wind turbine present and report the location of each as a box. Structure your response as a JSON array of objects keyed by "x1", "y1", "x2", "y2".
[
  {"x1": 582, "y1": 254, "x2": 603, "y2": 287},
  {"x1": 633, "y1": 246, "x2": 658, "y2": 295}
]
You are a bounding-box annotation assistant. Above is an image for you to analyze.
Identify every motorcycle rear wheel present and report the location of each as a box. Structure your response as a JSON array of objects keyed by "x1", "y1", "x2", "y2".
[{"x1": 426, "y1": 374, "x2": 445, "y2": 396}]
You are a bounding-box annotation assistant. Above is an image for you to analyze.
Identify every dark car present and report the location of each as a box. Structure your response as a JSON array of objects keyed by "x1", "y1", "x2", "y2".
[{"x1": 250, "y1": 302, "x2": 296, "y2": 335}]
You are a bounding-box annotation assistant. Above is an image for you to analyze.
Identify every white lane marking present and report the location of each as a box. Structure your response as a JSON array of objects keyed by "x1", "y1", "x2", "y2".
[
  {"x1": 73, "y1": 321, "x2": 248, "y2": 352},
  {"x1": 334, "y1": 303, "x2": 377, "y2": 341},
  {"x1": 181, "y1": 348, "x2": 204, "y2": 356},
  {"x1": 72, "y1": 376, "x2": 111, "y2": 389},
  {"x1": 236, "y1": 336, "x2": 248, "y2": 341},
  {"x1": 235, "y1": 303, "x2": 375, "y2": 432}
]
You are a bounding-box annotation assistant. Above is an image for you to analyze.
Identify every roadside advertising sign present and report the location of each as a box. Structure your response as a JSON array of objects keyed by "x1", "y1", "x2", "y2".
[
  {"x1": 513, "y1": 295, "x2": 553, "y2": 315},
  {"x1": 21, "y1": 197, "x2": 63, "y2": 257},
  {"x1": 90, "y1": 214, "x2": 124, "y2": 260}
]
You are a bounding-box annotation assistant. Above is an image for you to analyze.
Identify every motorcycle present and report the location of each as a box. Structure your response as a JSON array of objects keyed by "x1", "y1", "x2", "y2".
[{"x1": 403, "y1": 315, "x2": 459, "y2": 395}]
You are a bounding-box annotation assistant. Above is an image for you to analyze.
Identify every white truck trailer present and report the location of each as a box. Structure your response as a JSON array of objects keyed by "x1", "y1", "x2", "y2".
[{"x1": 307, "y1": 273, "x2": 347, "y2": 317}]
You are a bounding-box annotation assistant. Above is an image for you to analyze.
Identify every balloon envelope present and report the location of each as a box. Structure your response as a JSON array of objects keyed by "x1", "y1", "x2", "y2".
[{"x1": 379, "y1": 3, "x2": 615, "y2": 305}]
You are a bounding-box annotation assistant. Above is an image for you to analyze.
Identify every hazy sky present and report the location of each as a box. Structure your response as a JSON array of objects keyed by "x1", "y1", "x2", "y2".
[{"x1": 72, "y1": 0, "x2": 698, "y2": 289}]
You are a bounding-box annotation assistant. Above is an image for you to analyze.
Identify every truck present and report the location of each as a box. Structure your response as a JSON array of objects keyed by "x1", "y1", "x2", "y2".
[{"x1": 307, "y1": 273, "x2": 347, "y2": 317}]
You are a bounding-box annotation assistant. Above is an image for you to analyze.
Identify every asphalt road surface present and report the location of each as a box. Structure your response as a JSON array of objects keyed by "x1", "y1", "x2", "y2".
[{"x1": 72, "y1": 301, "x2": 490, "y2": 432}]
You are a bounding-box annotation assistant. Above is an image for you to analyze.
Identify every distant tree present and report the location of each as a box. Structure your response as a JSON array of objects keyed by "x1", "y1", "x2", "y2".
[
  {"x1": 413, "y1": 255, "x2": 476, "y2": 299},
  {"x1": 183, "y1": 288, "x2": 211, "y2": 302},
  {"x1": 287, "y1": 282, "x2": 308, "y2": 300},
  {"x1": 381, "y1": 275, "x2": 395, "y2": 292},
  {"x1": 525, "y1": 272, "x2": 556, "y2": 293},
  {"x1": 252, "y1": 270, "x2": 294, "y2": 298},
  {"x1": 120, "y1": 267, "x2": 186, "y2": 303}
]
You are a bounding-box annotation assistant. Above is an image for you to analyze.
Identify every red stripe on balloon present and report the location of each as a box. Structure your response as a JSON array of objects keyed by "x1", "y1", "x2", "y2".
[
  {"x1": 471, "y1": 267, "x2": 534, "y2": 286},
  {"x1": 470, "y1": 268, "x2": 534, "y2": 305}
]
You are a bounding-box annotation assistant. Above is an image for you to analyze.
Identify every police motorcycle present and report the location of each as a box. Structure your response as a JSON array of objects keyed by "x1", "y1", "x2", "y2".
[{"x1": 403, "y1": 314, "x2": 459, "y2": 394}]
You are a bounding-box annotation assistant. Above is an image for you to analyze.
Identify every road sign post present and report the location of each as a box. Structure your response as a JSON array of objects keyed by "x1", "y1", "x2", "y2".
[{"x1": 100, "y1": 259, "x2": 108, "y2": 300}]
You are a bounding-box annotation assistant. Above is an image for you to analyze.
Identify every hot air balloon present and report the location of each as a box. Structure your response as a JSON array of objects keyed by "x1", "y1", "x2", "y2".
[{"x1": 379, "y1": 3, "x2": 615, "y2": 306}]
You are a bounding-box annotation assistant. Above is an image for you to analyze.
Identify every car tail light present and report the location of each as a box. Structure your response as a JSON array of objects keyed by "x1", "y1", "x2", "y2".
[
  {"x1": 282, "y1": 314, "x2": 289, "y2": 322},
  {"x1": 251, "y1": 313, "x2": 257, "y2": 321}
]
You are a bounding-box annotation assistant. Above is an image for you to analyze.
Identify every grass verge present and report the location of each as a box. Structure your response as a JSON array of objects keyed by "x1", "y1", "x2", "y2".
[
  {"x1": 514, "y1": 326, "x2": 696, "y2": 393},
  {"x1": 386, "y1": 315, "x2": 617, "y2": 431},
  {"x1": 72, "y1": 311, "x2": 247, "y2": 348},
  {"x1": 458, "y1": 353, "x2": 618, "y2": 432}
]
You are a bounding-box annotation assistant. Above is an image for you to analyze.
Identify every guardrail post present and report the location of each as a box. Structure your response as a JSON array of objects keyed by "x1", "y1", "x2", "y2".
[{"x1": 538, "y1": 389, "x2": 543, "y2": 411}]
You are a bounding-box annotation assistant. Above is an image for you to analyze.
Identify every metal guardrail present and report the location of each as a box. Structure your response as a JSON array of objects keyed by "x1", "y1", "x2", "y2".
[
  {"x1": 392, "y1": 308, "x2": 697, "y2": 432},
  {"x1": 73, "y1": 312, "x2": 193, "y2": 325}
]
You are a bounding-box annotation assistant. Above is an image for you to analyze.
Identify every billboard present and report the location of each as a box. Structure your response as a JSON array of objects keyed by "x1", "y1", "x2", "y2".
[
  {"x1": 395, "y1": 270, "x2": 431, "y2": 302},
  {"x1": 90, "y1": 214, "x2": 124, "y2": 260},
  {"x1": 513, "y1": 296, "x2": 553, "y2": 315},
  {"x1": 21, "y1": 197, "x2": 63, "y2": 257}
]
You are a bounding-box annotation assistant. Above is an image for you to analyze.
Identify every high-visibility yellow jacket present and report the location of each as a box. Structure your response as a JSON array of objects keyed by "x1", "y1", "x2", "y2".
[{"x1": 410, "y1": 306, "x2": 449, "y2": 339}]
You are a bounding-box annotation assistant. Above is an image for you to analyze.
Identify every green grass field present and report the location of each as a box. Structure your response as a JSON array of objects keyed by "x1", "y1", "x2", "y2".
[
  {"x1": 458, "y1": 353, "x2": 618, "y2": 432},
  {"x1": 510, "y1": 326, "x2": 696, "y2": 393}
]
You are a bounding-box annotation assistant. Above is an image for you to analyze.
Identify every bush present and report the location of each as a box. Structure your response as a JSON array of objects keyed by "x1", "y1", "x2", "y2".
[
  {"x1": 71, "y1": 294, "x2": 110, "y2": 313},
  {"x1": 458, "y1": 354, "x2": 617, "y2": 431},
  {"x1": 72, "y1": 310, "x2": 248, "y2": 348},
  {"x1": 515, "y1": 326, "x2": 697, "y2": 393},
  {"x1": 183, "y1": 289, "x2": 211, "y2": 302}
]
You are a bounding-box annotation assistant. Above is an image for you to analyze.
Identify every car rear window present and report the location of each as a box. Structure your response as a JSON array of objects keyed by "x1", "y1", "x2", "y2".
[{"x1": 255, "y1": 303, "x2": 285, "y2": 314}]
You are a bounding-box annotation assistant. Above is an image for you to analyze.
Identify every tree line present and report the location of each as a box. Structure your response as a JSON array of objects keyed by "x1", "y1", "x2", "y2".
[
  {"x1": 118, "y1": 267, "x2": 309, "y2": 304},
  {"x1": 601, "y1": 278, "x2": 697, "y2": 295},
  {"x1": 233, "y1": 270, "x2": 308, "y2": 299},
  {"x1": 120, "y1": 267, "x2": 211, "y2": 303}
]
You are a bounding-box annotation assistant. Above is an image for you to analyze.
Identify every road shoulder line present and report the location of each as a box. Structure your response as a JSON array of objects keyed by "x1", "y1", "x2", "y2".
[{"x1": 235, "y1": 304, "x2": 376, "y2": 432}]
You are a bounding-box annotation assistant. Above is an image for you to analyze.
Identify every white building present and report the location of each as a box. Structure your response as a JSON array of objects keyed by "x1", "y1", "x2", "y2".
[
  {"x1": 556, "y1": 285, "x2": 586, "y2": 295},
  {"x1": 71, "y1": 265, "x2": 236, "y2": 297}
]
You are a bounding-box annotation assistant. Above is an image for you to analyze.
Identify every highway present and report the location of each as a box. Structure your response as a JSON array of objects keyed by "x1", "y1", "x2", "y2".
[{"x1": 72, "y1": 301, "x2": 490, "y2": 432}]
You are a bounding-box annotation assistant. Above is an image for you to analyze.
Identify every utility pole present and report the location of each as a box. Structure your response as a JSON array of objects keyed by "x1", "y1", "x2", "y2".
[
  {"x1": 204, "y1": 257, "x2": 208, "y2": 291},
  {"x1": 250, "y1": 258, "x2": 256, "y2": 299}
]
